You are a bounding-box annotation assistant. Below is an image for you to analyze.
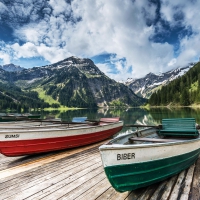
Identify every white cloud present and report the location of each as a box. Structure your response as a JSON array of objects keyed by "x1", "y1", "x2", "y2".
[
  {"x1": 176, "y1": 36, "x2": 200, "y2": 65},
  {"x1": 0, "y1": 42, "x2": 12, "y2": 64},
  {"x1": 12, "y1": 42, "x2": 39, "y2": 58},
  {"x1": 168, "y1": 58, "x2": 177, "y2": 67},
  {"x1": 97, "y1": 55, "x2": 132, "y2": 81},
  {"x1": 96, "y1": 63, "x2": 112, "y2": 75},
  {"x1": 49, "y1": 0, "x2": 71, "y2": 16},
  {"x1": 160, "y1": 0, "x2": 200, "y2": 67},
  {"x1": 0, "y1": 53, "x2": 10, "y2": 64},
  {"x1": 1, "y1": 0, "x2": 200, "y2": 81},
  {"x1": 0, "y1": 2, "x2": 8, "y2": 14}
]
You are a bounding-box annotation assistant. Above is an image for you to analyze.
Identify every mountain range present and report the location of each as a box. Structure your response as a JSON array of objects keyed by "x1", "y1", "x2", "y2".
[
  {"x1": 122, "y1": 63, "x2": 195, "y2": 98},
  {"x1": 0, "y1": 57, "x2": 196, "y2": 110},
  {"x1": 0, "y1": 63, "x2": 25, "y2": 72},
  {"x1": 0, "y1": 57, "x2": 145, "y2": 108}
]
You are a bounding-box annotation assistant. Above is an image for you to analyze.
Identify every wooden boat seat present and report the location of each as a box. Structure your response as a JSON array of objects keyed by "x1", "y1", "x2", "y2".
[
  {"x1": 159, "y1": 118, "x2": 199, "y2": 137},
  {"x1": 129, "y1": 137, "x2": 181, "y2": 143}
]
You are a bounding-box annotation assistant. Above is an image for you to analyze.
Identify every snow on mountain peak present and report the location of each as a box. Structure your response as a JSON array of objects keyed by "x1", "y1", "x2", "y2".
[{"x1": 124, "y1": 63, "x2": 195, "y2": 98}]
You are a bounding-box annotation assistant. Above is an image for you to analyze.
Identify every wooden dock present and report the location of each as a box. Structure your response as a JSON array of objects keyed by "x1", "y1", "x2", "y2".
[{"x1": 0, "y1": 140, "x2": 199, "y2": 200}]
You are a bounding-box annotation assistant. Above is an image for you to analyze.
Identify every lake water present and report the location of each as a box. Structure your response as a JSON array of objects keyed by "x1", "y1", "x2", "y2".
[{"x1": 39, "y1": 107, "x2": 200, "y2": 137}]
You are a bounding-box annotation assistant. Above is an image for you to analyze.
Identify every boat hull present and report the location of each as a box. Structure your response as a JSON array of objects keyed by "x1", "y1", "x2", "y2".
[
  {"x1": 100, "y1": 136, "x2": 200, "y2": 192},
  {"x1": 0, "y1": 122, "x2": 123, "y2": 156}
]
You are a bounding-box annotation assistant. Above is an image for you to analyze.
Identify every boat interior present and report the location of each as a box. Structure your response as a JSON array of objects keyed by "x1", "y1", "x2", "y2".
[
  {"x1": 109, "y1": 127, "x2": 199, "y2": 145},
  {"x1": 0, "y1": 117, "x2": 120, "y2": 132},
  {"x1": 0, "y1": 121, "x2": 100, "y2": 132},
  {"x1": 109, "y1": 118, "x2": 200, "y2": 145}
]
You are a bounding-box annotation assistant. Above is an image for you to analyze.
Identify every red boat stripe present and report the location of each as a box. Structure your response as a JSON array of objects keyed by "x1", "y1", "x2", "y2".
[{"x1": 0, "y1": 126, "x2": 123, "y2": 156}]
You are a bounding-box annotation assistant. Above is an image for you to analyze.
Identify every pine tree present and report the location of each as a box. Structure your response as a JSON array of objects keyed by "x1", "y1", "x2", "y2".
[{"x1": 180, "y1": 88, "x2": 190, "y2": 105}]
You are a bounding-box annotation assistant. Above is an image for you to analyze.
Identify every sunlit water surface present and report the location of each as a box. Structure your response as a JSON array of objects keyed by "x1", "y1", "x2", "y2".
[{"x1": 35, "y1": 107, "x2": 200, "y2": 138}]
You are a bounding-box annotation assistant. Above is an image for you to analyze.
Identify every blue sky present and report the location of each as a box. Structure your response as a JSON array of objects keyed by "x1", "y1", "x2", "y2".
[{"x1": 0, "y1": 0, "x2": 200, "y2": 81}]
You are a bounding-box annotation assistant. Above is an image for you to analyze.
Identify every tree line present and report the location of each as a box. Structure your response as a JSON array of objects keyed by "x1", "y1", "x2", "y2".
[
  {"x1": 148, "y1": 62, "x2": 200, "y2": 106},
  {"x1": 0, "y1": 83, "x2": 50, "y2": 111}
]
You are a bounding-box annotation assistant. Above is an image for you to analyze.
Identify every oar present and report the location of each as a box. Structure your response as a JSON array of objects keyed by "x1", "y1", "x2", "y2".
[
  {"x1": 28, "y1": 119, "x2": 99, "y2": 126},
  {"x1": 126, "y1": 124, "x2": 162, "y2": 129},
  {"x1": 86, "y1": 119, "x2": 116, "y2": 124}
]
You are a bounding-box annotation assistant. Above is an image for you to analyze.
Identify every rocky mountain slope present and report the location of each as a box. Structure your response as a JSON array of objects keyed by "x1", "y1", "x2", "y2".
[
  {"x1": 123, "y1": 63, "x2": 195, "y2": 98},
  {"x1": 0, "y1": 63, "x2": 25, "y2": 72},
  {"x1": 0, "y1": 57, "x2": 146, "y2": 108}
]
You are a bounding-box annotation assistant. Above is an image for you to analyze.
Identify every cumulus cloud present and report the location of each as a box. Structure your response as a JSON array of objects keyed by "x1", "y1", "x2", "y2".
[
  {"x1": 160, "y1": 0, "x2": 200, "y2": 66},
  {"x1": 49, "y1": 0, "x2": 71, "y2": 16},
  {"x1": 0, "y1": 0, "x2": 200, "y2": 80},
  {"x1": 12, "y1": 42, "x2": 39, "y2": 58},
  {"x1": 96, "y1": 55, "x2": 133, "y2": 81},
  {"x1": 0, "y1": 42, "x2": 12, "y2": 64},
  {"x1": 0, "y1": 2, "x2": 8, "y2": 14},
  {"x1": 0, "y1": 53, "x2": 10, "y2": 64}
]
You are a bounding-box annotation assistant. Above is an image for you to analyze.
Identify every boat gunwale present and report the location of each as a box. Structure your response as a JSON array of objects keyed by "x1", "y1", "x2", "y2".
[
  {"x1": 0, "y1": 121, "x2": 123, "y2": 133},
  {"x1": 99, "y1": 127, "x2": 200, "y2": 150}
]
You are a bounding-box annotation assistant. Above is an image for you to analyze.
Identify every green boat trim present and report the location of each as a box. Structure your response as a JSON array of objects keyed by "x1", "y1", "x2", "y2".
[{"x1": 104, "y1": 148, "x2": 200, "y2": 192}]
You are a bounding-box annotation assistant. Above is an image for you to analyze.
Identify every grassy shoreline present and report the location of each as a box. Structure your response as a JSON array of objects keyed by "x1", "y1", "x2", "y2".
[
  {"x1": 43, "y1": 107, "x2": 86, "y2": 111},
  {"x1": 141, "y1": 103, "x2": 200, "y2": 109}
]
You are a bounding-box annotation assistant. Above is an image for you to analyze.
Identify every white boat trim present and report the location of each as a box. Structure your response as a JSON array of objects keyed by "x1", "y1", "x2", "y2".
[
  {"x1": 99, "y1": 128, "x2": 200, "y2": 167},
  {"x1": 0, "y1": 121, "x2": 123, "y2": 141}
]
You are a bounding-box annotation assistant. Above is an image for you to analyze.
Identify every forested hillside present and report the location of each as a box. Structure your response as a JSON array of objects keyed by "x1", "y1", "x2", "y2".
[
  {"x1": 0, "y1": 82, "x2": 50, "y2": 111},
  {"x1": 0, "y1": 57, "x2": 146, "y2": 110},
  {"x1": 149, "y1": 62, "x2": 200, "y2": 106}
]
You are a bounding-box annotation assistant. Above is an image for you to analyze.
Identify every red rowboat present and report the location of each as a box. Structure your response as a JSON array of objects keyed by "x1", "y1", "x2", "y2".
[{"x1": 0, "y1": 117, "x2": 123, "y2": 157}]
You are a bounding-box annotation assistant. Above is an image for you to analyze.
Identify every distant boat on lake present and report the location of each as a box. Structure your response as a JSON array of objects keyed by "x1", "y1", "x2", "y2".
[{"x1": 0, "y1": 113, "x2": 41, "y2": 122}]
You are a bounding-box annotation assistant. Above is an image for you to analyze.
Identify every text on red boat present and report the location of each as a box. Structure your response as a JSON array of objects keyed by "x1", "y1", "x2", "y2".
[{"x1": 5, "y1": 134, "x2": 20, "y2": 138}]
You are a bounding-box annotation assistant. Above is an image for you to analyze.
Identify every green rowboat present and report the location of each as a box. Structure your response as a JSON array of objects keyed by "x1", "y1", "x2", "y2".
[{"x1": 99, "y1": 121, "x2": 200, "y2": 192}]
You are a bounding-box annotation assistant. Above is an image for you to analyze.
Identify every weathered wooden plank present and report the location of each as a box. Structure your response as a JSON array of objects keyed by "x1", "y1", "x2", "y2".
[
  {"x1": 0, "y1": 148, "x2": 99, "y2": 191},
  {"x1": 1, "y1": 152, "x2": 99, "y2": 197},
  {"x1": 95, "y1": 187, "x2": 116, "y2": 200},
  {"x1": 0, "y1": 138, "x2": 199, "y2": 200},
  {"x1": 125, "y1": 187, "x2": 147, "y2": 200},
  {"x1": 0, "y1": 140, "x2": 92, "y2": 171},
  {"x1": 149, "y1": 180, "x2": 168, "y2": 200},
  {"x1": 0, "y1": 154, "x2": 24, "y2": 171},
  {"x1": 75, "y1": 177, "x2": 114, "y2": 200},
  {"x1": 0, "y1": 153, "x2": 98, "y2": 197},
  {"x1": 160, "y1": 176, "x2": 177, "y2": 200},
  {"x1": 32, "y1": 166, "x2": 103, "y2": 200},
  {"x1": 2, "y1": 156, "x2": 101, "y2": 199},
  {"x1": 0, "y1": 140, "x2": 106, "y2": 180},
  {"x1": 23, "y1": 162, "x2": 101, "y2": 199},
  {"x1": 0, "y1": 148, "x2": 98, "y2": 180},
  {"x1": 189, "y1": 158, "x2": 200, "y2": 200},
  {"x1": 169, "y1": 170, "x2": 186, "y2": 200},
  {"x1": 59, "y1": 173, "x2": 106, "y2": 200},
  {"x1": 134, "y1": 184, "x2": 158, "y2": 200},
  {"x1": 108, "y1": 190, "x2": 131, "y2": 200},
  {"x1": 179, "y1": 164, "x2": 195, "y2": 200}
]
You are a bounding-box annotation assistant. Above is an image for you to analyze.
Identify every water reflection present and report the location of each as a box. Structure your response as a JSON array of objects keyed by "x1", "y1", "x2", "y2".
[
  {"x1": 148, "y1": 107, "x2": 200, "y2": 124},
  {"x1": 36, "y1": 107, "x2": 200, "y2": 137},
  {"x1": 40, "y1": 107, "x2": 200, "y2": 123}
]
